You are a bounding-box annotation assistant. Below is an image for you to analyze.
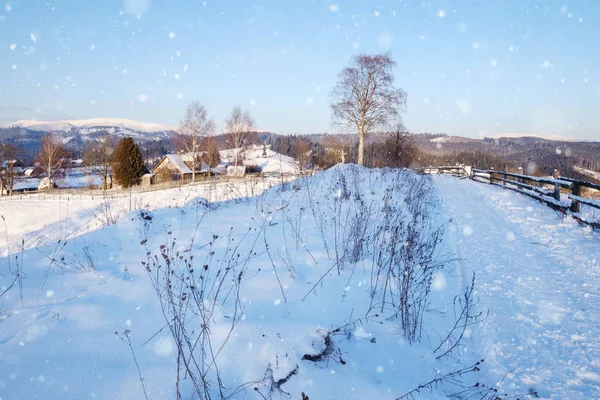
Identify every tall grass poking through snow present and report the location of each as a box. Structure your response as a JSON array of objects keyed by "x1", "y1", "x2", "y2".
[
  {"x1": 287, "y1": 165, "x2": 449, "y2": 344},
  {"x1": 142, "y1": 224, "x2": 264, "y2": 399}
]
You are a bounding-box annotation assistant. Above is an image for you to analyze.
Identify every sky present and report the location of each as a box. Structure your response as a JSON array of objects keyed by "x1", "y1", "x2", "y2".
[{"x1": 0, "y1": 0, "x2": 599, "y2": 140}]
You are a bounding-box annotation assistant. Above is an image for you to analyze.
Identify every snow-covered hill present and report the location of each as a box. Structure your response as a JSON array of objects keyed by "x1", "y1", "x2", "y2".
[
  {"x1": 6, "y1": 118, "x2": 176, "y2": 133},
  {"x1": 0, "y1": 167, "x2": 598, "y2": 399},
  {"x1": 220, "y1": 145, "x2": 299, "y2": 174}
]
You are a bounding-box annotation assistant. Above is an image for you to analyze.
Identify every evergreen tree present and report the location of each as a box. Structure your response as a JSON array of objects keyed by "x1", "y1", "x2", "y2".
[{"x1": 112, "y1": 137, "x2": 145, "y2": 187}]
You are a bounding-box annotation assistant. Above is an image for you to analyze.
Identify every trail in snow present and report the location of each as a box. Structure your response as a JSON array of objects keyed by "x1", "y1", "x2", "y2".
[{"x1": 434, "y1": 175, "x2": 600, "y2": 399}]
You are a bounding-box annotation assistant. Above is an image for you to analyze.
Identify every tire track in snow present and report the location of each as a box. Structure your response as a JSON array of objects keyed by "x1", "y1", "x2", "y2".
[{"x1": 433, "y1": 175, "x2": 600, "y2": 399}]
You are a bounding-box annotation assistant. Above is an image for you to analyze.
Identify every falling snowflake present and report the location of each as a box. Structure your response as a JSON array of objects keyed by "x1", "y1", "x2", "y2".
[
  {"x1": 30, "y1": 32, "x2": 37, "y2": 42},
  {"x1": 137, "y1": 94, "x2": 148, "y2": 102},
  {"x1": 169, "y1": 32, "x2": 176, "y2": 39},
  {"x1": 329, "y1": 4, "x2": 339, "y2": 12}
]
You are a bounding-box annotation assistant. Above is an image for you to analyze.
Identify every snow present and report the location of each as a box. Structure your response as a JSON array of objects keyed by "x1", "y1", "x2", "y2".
[
  {"x1": 434, "y1": 175, "x2": 600, "y2": 398},
  {"x1": 0, "y1": 167, "x2": 598, "y2": 399},
  {"x1": 573, "y1": 165, "x2": 600, "y2": 181},
  {"x1": 0, "y1": 166, "x2": 466, "y2": 399},
  {"x1": 6, "y1": 118, "x2": 175, "y2": 133},
  {"x1": 0, "y1": 175, "x2": 290, "y2": 257},
  {"x1": 220, "y1": 145, "x2": 299, "y2": 174}
]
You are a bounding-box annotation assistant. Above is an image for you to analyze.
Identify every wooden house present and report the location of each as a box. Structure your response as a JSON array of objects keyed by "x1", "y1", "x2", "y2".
[{"x1": 151, "y1": 154, "x2": 209, "y2": 183}]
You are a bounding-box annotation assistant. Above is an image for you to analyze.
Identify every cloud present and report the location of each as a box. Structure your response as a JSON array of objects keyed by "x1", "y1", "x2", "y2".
[{"x1": 124, "y1": 0, "x2": 150, "y2": 16}]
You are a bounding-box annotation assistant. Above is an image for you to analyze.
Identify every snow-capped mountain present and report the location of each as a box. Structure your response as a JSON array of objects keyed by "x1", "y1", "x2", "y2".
[{"x1": 6, "y1": 118, "x2": 176, "y2": 133}]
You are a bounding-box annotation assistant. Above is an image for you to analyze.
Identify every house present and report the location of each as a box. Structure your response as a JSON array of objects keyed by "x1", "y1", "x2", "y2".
[
  {"x1": 141, "y1": 173, "x2": 154, "y2": 187},
  {"x1": 151, "y1": 153, "x2": 209, "y2": 183}
]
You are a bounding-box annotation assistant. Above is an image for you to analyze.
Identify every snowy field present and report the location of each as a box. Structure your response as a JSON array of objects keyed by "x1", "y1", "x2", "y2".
[
  {"x1": 0, "y1": 176, "x2": 290, "y2": 257},
  {"x1": 0, "y1": 166, "x2": 598, "y2": 399}
]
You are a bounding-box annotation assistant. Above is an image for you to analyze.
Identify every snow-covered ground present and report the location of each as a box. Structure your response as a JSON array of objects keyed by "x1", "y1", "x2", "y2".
[
  {"x1": 573, "y1": 165, "x2": 600, "y2": 182},
  {"x1": 434, "y1": 175, "x2": 600, "y2": 398},
  {"x1": 0, "y1": 167, "x2": 598, "y2": 399},
  {"x1": 0, "y1": 176, "x2": 289, "y2": 257}
]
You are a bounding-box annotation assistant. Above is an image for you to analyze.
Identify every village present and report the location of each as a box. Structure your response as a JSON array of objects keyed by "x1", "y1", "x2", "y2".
[{"x1": 0, "y1": 142, "x2": 302, "y2": 196}]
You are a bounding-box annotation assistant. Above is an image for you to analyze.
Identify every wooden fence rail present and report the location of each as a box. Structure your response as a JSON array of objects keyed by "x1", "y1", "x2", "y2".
[{"x1": 419, "y1": 166, "x2": 600, "y2": 229}]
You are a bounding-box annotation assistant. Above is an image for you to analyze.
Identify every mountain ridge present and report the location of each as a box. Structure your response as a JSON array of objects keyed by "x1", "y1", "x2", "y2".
[{"x1": 5, "y1": 118, "x2": 176, "y2": 133}]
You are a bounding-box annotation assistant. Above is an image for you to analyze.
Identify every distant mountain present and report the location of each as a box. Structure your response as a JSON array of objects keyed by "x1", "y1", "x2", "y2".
[
  {"x1": 486, "y1": 133, "x2": 591, "y2": 142},
  {"x1": 0, "y1": 118, "x2": 177, "y2": 164},
  {"x1": 5, "y1": 118, "x2": 176, "y2": 133}
]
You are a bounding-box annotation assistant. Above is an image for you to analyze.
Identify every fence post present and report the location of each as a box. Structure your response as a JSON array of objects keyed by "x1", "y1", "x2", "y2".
[
  {"x1": 570, "y1": 183, "x2": 581, "y2": 213},
  {"x1": 517, "y1": 167, "x2": 523, "y2": 183},
  {"x1": 553, "y1": 170, "x2": 560, "y2": 201},
  {"x1": 489, "y1": 167, "x2": 494, "y2": 184}
]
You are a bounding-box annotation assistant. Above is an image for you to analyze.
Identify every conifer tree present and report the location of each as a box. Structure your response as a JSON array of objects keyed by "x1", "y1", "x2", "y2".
[{"x1": 112, "y1": 137, "x2": 145, "y2": 187}]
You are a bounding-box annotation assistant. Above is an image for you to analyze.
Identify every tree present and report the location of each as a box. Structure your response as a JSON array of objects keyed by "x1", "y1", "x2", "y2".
[
  {"x1": 83, "y1": 135, "x2": 116, "y2": 189},
  {"x1": 330, "y1": 53, "x2": 406, "y2": 166},
  {"x1": 225, "y1": 106, "x2": 255, "y2": 166},
  {"x1": 373, "y1": 123, "x2": 415, "y2": 168},
  {"x1": 200, "y1": 136, "x2": 221, "y2": 175},
  {"x1": 291, "y1": 136, "x2": 312, "y2": 172},
  {"x1": 174, "y1": 100, "x2": 215, "y2": 181},
  {"x1": 112, "y1": 137, "x2": 145, "y2": 187},
  {"x1": 37, "y1": 133, "x2": 70, "y2": 181},
  {"x1": 0, "y1": 143, "x2": 20, "y2": 196},
  {"x1": 322, "y1": 134, "x2": 353, "y2": 167}
]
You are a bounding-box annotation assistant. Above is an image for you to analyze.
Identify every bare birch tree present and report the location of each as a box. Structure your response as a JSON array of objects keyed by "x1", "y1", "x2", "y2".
[
  {"x1": 225, "y1": 106, "x2": 255, "y2": 166},
  {"x1": 330, "y1": 53, "x2": 406, "y2": 166},
  {"x1": 174, "y1": 100, "x2": 215, "y2": 181},
  {"x1": 83, "y1": 135, "x2": 116, "y2": 189},
  {"x1": 37, "y1": 133, "x2": 69, "y2": 181}
]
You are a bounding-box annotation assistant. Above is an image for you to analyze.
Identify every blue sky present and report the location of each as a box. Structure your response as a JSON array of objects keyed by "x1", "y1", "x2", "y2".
[{"x1": 0, "y1": 0, "x2": 599, "y2": 139}]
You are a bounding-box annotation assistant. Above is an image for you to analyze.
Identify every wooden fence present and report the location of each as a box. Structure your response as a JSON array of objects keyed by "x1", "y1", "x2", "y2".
[
  {"x1": 419, "y1": 166, "x2": 600, "y2": 228},
  {"x1": 0, "y1": 172, "x2": 305, "y2": 202}
]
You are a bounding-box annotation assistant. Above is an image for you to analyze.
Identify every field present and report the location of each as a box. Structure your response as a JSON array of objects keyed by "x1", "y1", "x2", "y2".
[{"x1": 0, "y1": 167, "x2": 599, "y2": 399}]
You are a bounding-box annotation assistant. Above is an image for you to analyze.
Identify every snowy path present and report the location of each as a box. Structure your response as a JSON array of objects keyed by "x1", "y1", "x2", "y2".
[{"x1": 434, "y1": 175, "x2": 600, "y2": 399}]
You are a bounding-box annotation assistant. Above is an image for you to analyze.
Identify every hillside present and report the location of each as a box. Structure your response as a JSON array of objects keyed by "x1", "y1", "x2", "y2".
[{"x1": 1, "y1": 167, "x2": 598, "y2": 399}]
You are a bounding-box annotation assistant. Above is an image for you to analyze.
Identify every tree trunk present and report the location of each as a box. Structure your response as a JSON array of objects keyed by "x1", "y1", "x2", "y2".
[{"x1": 357, "y1": 132, "x2": 365, "y2": 166}]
